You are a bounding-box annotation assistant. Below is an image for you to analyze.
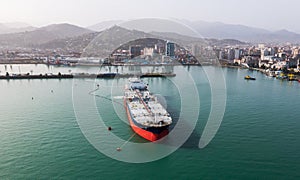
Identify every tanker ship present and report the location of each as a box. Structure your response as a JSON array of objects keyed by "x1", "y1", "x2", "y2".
[{"x1": 124, "y1": 78, "x2": 172, "y2": 141}]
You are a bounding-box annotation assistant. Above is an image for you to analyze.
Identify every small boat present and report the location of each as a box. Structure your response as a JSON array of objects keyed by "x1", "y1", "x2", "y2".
[
  {"x1": 244, "y1": 75, "x2": 256, "y2": 80},
  {"x1": 298, "y1": 79, "x2": 300, "y2": 83}
]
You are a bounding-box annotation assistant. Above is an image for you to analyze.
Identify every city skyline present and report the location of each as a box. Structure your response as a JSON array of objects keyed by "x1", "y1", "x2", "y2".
[{"x1": 1, "y1": 0, "x2": 300, "y2": 33}]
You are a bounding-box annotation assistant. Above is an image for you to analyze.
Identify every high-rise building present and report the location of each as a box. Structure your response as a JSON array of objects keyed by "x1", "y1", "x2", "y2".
[
  {"x1": 292, "y1": 48, "x2": 299, "y2": 58},
  {"x1": 235, "y1": 48, "x2": 241, "y2": 59},
  {"x1": 228, "y1": 48, "x2": 235, "y2": 61},
  {"x1": 130, "y1": 46, "x2": 142, "y2": 58},
  {"x1": 219, "y1": 51, "x2": 225, "y2": 60},
  {"x1": 269, "y1": 47, "x2": 276, "y2": 56},
  {"x1": 166, "y1": 42, "x2": 175, "y2": 57},
  {"x1": 192, "y1": 44, "x2": 200, "y2": 57}
]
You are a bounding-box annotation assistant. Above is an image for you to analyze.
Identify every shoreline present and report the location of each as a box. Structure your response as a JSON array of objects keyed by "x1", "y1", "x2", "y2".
[
  {"x1": 221, "y1": 65, "x2": 300, "y2": 81},
  {"x1": 0, "y1": 61, "x2": 203, "y2": 66},
  {"x1": 1, "y1": 63, "x2": 299, "y2": 81}
]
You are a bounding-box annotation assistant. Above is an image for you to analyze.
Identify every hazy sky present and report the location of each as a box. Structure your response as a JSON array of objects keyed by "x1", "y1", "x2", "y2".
[{"x1": 0, "y1": 0, "x2": 299, "y2": 32}]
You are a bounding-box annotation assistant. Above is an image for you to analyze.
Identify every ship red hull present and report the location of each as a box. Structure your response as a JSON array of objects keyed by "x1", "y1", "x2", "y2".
[{"x1": 124, "y1": 100, "x2": 169, "y2": 142}]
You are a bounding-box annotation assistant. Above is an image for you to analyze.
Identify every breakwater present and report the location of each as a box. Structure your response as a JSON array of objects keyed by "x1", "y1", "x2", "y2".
[{"x1": 0, "y1": 73, "x2": 176, "y2": 80}]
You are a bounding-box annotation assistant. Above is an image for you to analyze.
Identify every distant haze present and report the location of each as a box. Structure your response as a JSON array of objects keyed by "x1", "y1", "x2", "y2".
[{"x1": 0, "y1": 0, "x2": 300, "y2": 33}]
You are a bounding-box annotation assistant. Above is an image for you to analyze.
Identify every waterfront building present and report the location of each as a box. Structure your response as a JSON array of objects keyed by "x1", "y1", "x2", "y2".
[
  {"x1": 292, "y1": 48, "x2": 299, "y2": 58},
  {"x1": 228, "y1": 48, "x2": 235, "y2": 61},
  {"x1": 261, "y1": 48, "x2": 270, "y2": 60},
  {"x1": 192, "y1": 44, "x2": 201, "y2": 57},
  {"x1": 235, "y1": 48, "x2": 242, "y2": 60},
  {"x1": 269, "y1": 47, "x2": 276, "y2": 56},
  {"x1": 219, "y1": 51, "x2": 225, "y2": 60},
  {"x1": 245, "y1": 56, "x2": 259, "y2": 67},
  {"x1": 234, "y1": 59, "x2": 242, "y2": 65},
  {"x1": 143, "y1": 47, "x2": 154, "y2": 56},
  {"x1": 272, "y1": 61, "x2": 287, "y2": 69},
  {"x1": 287, "y1": 58, "x2": 299, "y2": 68},
  {"x1": 258, "y1": 44, "x2": 265, "y2": 49},
  {"x1": 130, "y1": 46, "x2": 142, "y2": 58},
  {"x1": 166, "y1": 42, "x2": 175, "y2": 57},
  {"x1": 277, "y1": 52, "x2": 287, "y2": 60}
]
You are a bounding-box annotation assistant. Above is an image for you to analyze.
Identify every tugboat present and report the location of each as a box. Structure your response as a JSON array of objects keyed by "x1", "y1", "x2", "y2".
[
  {"x1": 287, "y1": 74, "x2": 297, "y2": 81},
  {"x1": 244, "y1": 75, "x2": 256, "y2": 80},
  {"x1": 124, "y1": 78, "x2": 172, "y2": 141}
]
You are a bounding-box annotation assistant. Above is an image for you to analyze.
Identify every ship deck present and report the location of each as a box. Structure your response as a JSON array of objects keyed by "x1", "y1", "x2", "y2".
[{"x1": 124, "y1": 78, "x2": 172, "y2": 128}]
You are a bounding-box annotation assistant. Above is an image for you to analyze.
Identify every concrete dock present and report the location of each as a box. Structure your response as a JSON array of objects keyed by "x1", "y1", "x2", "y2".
[{"x1": 0, "y1": 73, "x2": 176, "y2": 80}]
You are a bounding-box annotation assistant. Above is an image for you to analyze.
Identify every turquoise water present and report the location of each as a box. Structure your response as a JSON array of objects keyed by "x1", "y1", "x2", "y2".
[{"x1": 0, "y1": 66, "x2": 299, "y2": 179}]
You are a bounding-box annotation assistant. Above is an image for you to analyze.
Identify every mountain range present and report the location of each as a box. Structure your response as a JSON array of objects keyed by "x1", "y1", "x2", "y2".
[
  {"x1": 0, "y1": 19, "x2": 300, "y2": 52},
  {"x1": 88, "y1": 19, "x2": 300, "y2": 44},
  {"x1": 41, "y1": 25, "x2": 248, "y2": 58},
  {"x1": 0, "y1": 22, "x2": 36, "y2": 35},
  {"x1": 0, "y1": 23, "x2": 92, "y2": 48},
  {"x1": 186, "y1": 20, "x2": 300, "y2": 43}
]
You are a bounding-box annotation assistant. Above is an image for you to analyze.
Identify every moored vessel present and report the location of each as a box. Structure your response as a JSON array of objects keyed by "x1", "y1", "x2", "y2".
[
  {"x1": 245, "y1": 75, "x2": 256, "y2": 80},
  {"x1": 124, "y1": 78, "x2": 172, "y2": 141}
]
